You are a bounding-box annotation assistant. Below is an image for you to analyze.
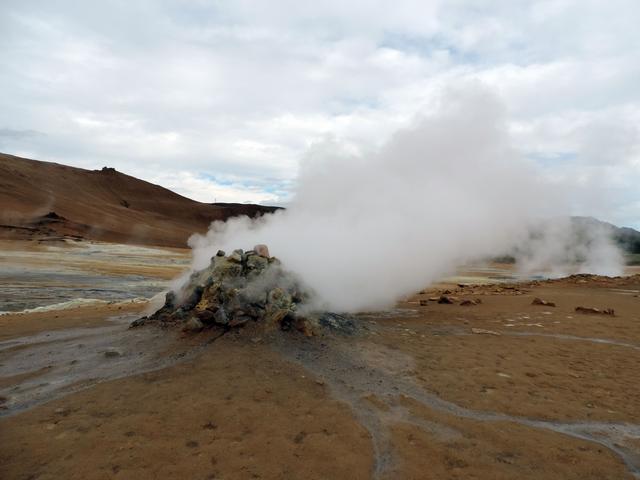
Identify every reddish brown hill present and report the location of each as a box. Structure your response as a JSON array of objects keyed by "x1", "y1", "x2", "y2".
[{"x1": 0, "y1": 153, "x2": 280, "y2": 247}]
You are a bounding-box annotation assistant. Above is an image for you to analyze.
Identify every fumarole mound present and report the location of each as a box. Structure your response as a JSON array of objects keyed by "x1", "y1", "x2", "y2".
[{"x1": 131, "y1": 245, "x2": 355, "y2": 336}]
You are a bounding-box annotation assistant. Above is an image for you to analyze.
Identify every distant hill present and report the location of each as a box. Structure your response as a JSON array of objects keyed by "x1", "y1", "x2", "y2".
[
  {"x1": 571, "y1": 216, "x2": 640, "y2": 255},
  {"x1": 0, "y1": 153, "x2": 280, "y2": 247}
]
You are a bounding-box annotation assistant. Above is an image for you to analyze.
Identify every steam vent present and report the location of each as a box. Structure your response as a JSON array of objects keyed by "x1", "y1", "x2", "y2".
[{"x1": 131, "y1": 245, "x2": 354, "y2": 336}]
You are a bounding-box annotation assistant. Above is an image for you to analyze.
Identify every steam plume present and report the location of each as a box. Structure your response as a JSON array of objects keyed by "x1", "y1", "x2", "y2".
[{"x1": 188, "y1": 85, "x2": 622, "y2": 312}]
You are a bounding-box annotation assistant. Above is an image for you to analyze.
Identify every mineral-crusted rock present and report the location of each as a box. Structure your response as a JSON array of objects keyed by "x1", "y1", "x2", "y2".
[
  {"x1": 183, "y1": 317, "x2": 204, "y2": 332},
  {"x1": 182, "y1": 285, "x2": 204, "y2": 311},
  {"x1": 212, "y1": 256, "x2": 243, "y2": 278},
  {"x1": 246, "y1": 253, "x2": 269, "y2": 277},
  {"x1": 228, "y1": 249, "x2": 244, "y2": 263},
  {"x1": 213, "y1": 307, "x2": 229, "y2": 325},
  {"x1": 134, "y1": 244, "x2": 353, "y2": 336}
]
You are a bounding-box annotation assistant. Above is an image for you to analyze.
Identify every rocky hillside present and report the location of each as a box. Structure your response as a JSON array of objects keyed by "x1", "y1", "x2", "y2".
[{"x1": 0, "y1": 153, "x2": 280, "y2": 247}]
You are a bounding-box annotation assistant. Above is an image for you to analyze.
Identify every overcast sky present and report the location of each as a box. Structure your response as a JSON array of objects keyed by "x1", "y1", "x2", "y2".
[{"x1": 1, "y1": 1, "x2": 639, "y2": 227}]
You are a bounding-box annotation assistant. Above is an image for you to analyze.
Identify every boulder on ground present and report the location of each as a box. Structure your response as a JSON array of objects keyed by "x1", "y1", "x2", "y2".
[
  {"x1": 532, "y1": 297, "x2": 556, "y2": 307},
  {"x1": 438, "y1": 295, "x2": 456, "y2": 304},
  {"x1": 460, "y1": 298, "x2": 482, "y2": 306},
  {"x1": 575, "y1": 306, "x2": 615, "y2": 316}
]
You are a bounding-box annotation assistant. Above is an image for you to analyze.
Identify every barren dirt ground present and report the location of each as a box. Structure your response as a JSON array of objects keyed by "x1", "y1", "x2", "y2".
[{"x1": 1, "y1": 242, "x2": 640, "y2": 479}]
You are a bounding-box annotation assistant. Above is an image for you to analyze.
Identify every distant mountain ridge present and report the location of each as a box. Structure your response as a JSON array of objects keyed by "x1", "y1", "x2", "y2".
[
  {"x1": 571, "y1": 216, "x2": 640, "y2": 255},
  {"x1": 0, "y1": 153, "x2": 280, "y2": 247}
]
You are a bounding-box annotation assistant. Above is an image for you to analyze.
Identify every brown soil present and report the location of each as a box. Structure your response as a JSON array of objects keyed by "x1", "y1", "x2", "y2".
[
  {"x1": 0, "y1": 153, "x2": 280, "y2": 247},
  {"x1": 0, "y1": 340, "x2": 373, "y2": 480},
  {"x1": 0, "y1": 302, "x2": 147, "y2": 341},
  {"x1": 391, "y1": 398, "x2": 631, "y2": 480},
  {"x1": 1, "y1": 275, "x2": 640, "y2": 479}
]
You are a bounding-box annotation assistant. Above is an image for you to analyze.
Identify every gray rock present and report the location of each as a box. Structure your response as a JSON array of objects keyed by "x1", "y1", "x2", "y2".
[
  {"x1": 182, "y1": 285, "x2": 204, "y2": 310},
  {"x1": 164, "y1": 291, "x2": 177, "y2": 309},
  {"x1": 213, "y1": 307, "x2": 229, "y2": 325},
  {"x1": 212, "y1": 257, "x2": 243, "y2": 278},
  {"x1": 129, "y1": 317, "x2": 147, "y2": 328},
  {"x1": 228, "y1": 250, "x2": 243, "y2": 263},
  {"x1": 183, "y1": 317, "x2": 204, "y2": 332},
  {"x1": 104, "y1": 348, "x2": 123, "y2": 358},
  {"x1": 246, "y1": 254, "x2": 269, "y2": 276}
]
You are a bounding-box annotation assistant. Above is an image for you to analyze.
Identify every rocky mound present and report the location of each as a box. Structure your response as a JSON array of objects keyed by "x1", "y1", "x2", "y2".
[{"x1": 131, "y1": 245, "x2": 355, "y2": 336}]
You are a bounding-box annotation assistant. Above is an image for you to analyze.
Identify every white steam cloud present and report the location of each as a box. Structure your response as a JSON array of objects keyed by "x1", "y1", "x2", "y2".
[
  {"x1": 514, "y1": 217, "x2": 624, "y2": 278},
  {"x1": 188, "y1": 85, "x2": 623, "y2": 312}
]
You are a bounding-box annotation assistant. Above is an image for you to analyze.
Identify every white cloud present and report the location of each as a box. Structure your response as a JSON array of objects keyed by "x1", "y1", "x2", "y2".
[
  {"x1": 0, "y1": 0, "x2": 639, "y2": 227},
  {"x1": 146, "y1": 171, "x2": 282, "y2": 205}
]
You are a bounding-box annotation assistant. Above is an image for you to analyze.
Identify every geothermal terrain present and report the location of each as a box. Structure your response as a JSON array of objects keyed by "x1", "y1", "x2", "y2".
[{"x1": 2, "y1": 155, "x2": 640, "y2": 479}]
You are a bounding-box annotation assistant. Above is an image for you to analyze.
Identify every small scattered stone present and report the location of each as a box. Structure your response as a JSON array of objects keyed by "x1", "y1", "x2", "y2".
[
  {"x1": 438, "y1": 295, "x2": 456, "y2": 304},
  {"x1": 471, "y1": 328, "x2": 501, "y2": 336},
  {"x1": 460, "y1": 298, "x2": 482, "y2": 306},
  {"x1": 532, "y1": 298, "x2": 556, "y2": 307},
  {"x1": 419, "y1": 299, "x2": 429, "y2": 306},
  {"x1": 575, "y1": 306, "x2": 615, "y2": 316},
  {"x1": 104, "y1": 348, "x2": 122, "y2": 358},
  {"x1": 129, "y1": 317, "x2": 146, "y2": 328}
]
